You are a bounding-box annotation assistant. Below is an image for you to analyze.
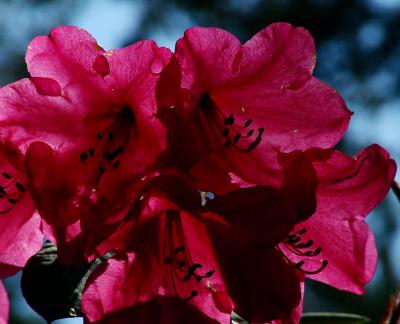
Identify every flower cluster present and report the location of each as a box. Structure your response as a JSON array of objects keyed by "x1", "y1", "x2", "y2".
[{"x1": 0, "y1": 23, "x2": 396, "y2": 324}]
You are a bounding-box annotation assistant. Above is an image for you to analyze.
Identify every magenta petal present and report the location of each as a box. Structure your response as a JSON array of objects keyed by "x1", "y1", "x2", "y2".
[
  {"x1": 0, "y1": 281, "x2": 9, "y2": 324},
  {"x1": 175, "y1": 23, "x2": 352, "y2": 152},
  {"x1": 85, "y1": 297, "x2": 221, "y2": 324},
  {"x1": 286, "y1": 145, "x2": 396, "y2": 293},
  {"x1": 0, "y1": 151, "x2": 42, "y2": 277},
  {"x1": 207, "y1": 222, "x2": 301, "y2": 322},
  {"x1": 270, "y1": 280, "x2": 304, "y2": 324},
  {"x1": 31, "y1": 77, "x2": 62, "y2": 96},
  {"x1": 26, "y1": 26, "x2": 108, "y2": 93}
]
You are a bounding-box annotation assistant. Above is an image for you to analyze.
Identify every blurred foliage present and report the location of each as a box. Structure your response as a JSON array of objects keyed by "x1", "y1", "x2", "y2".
[{"x1": 1, "y1": 0, "x2": 399, "y2": 323}]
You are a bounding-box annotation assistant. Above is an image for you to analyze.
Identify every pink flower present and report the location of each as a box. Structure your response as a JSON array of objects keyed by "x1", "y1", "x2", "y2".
[
  {"x1": 156, "y1": 23, "x2": 352, "y2": 191},
  {"x1": 0, "y1": 26, "x2": 171, "y2": 228},
  {"x1": 0, "y1": 26, "x2": 171, "y2": 263},
  {"x1": 0, "y1": 281, "x2": 8, "y2": 324},
  {"x1": 81, "y1": 150, "x2": 319, "y2": 323},
  {"x1": 281, "y1": 145, "x2": 396, "y2": 292}
]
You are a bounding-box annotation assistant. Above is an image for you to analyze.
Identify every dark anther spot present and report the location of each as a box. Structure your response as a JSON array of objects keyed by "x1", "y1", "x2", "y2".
[
  {"x1": 0, "y1": 186, "x2": 6, "y2": 195},
  {"x1": 2, "y1": 172, "x2": 11, "y2": 179},
  {"x1": 233, "y1": 133, "x2": 241, "y2": 144},
  {"x1": 204, "y1": 270, "x2": 215, "y2": 277},
  {"x1": 96, "y1": 133, "x2": 103, "y2": 140},
  {"x1": 224, "y1": 139, "x2": 231, "y2": 148},
  {"x1": 199, "y1": 93, "x2": 217, "y2": 113},
  {"x1": 244, "y1": 119, "x2": 252, "y2": 127},
  {"x1": 223, "y1": 113, "x2": 235, "y2": 126},
  {"x1": 112, "y1": 161, "x2": 120, "y2": 169},
  {"x1": 15, "y1": 182, "x2": 25, "y2": 192},
  {"x1": 246, "y1": 129, "x2": 254, "y2": 137},
  {"x1": 89, "y1": 148, "x2": 95, "y2": 156},
  {"x1": 8, "y1": 198, "x2": 17, "y2": 204},
  {"x1": 108, "y1": 132, "x2": 114, "y2": 141},
  {"x1": 80, "y1": 152, "x2": 88, "y2": 162},
  {"x1": 165, "y1": 257, "x2": 172, "y2": 264}
]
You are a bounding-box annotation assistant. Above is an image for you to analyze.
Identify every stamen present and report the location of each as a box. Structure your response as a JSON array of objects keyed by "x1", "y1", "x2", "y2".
[
  {"x1": 2, "y1": 172, "x2": 11, "y2": 179},
  {"x1": 80, "y1": 152, "x2": 88, "y2": 162},
  {"x1": 15, "y1": 182, "x2": 25, "y2": 192},
  {"x1": 294, "y1": 260, "x2": 328, "y2": 275},
  {"x1": 89, "y1": 148, "x2": 95, "y2": 156},
  {"x1": 244, "y1": 119, "x2": 252, "y2": 127}
]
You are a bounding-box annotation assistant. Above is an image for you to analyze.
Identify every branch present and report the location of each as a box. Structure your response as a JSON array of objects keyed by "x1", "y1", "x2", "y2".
[{"x1": 391, "y1": 181, "x2": 400, "y2": 202}]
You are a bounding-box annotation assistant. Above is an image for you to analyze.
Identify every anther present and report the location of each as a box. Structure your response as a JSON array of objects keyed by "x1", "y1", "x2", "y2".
[
  {"x1": 80, "y1": 152, "x2": 88, "y2": 162},
  {"x1": 96, "y1": 133, "x2": 103, "y2": 140},
  {"x1": 244, "y1": 119, "x2": 252, "y2": 127},
  {"x1": 246, "y1": 129, "x2": 254, "y2": 137},
  {"x1": 112, "y1": 161, "x2": 120, "y2": 169},
  {"x1": 2, "y1": 172, "x2": 11, "y2": 179},
  {"x1": 15, "y1": 182, "x2": 25, "y2": 192},
  {"x1": 224, "y1": 113, "x2": 234, "y2": 126},
  {"x1": 224, "y1": 139, "x2": 231, "y2": 148},
  {"x1": 8, "y1": 198, "x2": 17, "y2": 204},
  {"x1": 297, "y1": 228, "x2": 307, "y2": 235},
  {"x1": 89, "y1": 148, "x2": 95, "y2": 156},
  {"x1": 183, "y1": 290, "x2": 198, "y2": 302},
  {"x1": 295, "y1": 240, "x2": 314, "y2": 249},
  {"x1": 108, "y1": 132, "x2": 114, "y2": 141},
  {"x1": 233, "y1": 133, "x2": 241, "y2": 144}
]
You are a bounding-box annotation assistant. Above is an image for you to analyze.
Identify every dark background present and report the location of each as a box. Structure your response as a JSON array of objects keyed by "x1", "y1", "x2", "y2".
[{"x1": 1, "y1": 0, "x2": 399, "y2": 323}]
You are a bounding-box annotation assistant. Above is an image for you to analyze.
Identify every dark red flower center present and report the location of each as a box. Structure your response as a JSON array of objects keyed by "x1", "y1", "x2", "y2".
[
  {"x1": 0, "y1": 170, "x2": 26, "y2": 214},
  {"x1": 199, "y1": 93, "x2": 264, "y2": 152},
  {"x1": 281, "y1": 228, "x2": 328, "y2": 274},
  {"x1": 163, "y1": 209, "x2": 215, "y2": 301}
]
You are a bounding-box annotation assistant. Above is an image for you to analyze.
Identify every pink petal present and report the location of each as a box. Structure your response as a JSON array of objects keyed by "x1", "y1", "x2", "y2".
[
  {"x1": 270, "y1": 280, "x2": 304, "y2": 324},
  {"x1": 0, "y1": 151, "x2": 42, "y2": 278},
  {"x1": 82, "y1": 205, "x2": 230, "y2": 323},
  {"x1": 31, "y1": 77, "x2": 62, "y2": 96},
  {"x1": 26, "y1": 26, "x2": 109, "y2": 95},
  {"x1": 212, "y1": 77, "x2": 351, "y2": 152},
  {"x1": 0, "y1": 281, "x2": 9, "y2": 324},
  {"x1": 103, "y1": 40, "x2": 171, "y2": 91},
  {"x1": 207, "y1": 221, "x2": 301, "y2": 323},
  {"x1": 283, "y1": 145, "x2": 396, "y2": 293},
  {"x1": 175, "y1": 23, "x2": 352, "y2": 152}
]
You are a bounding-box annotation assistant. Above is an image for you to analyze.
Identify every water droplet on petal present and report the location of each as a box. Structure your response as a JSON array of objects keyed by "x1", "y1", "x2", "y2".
[{"x1": 150, "y1": 58, "x2": 165, "y2": 75}]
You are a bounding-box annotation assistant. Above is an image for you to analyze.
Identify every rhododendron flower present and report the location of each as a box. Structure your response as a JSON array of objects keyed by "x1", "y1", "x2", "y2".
[
  {"x1": 0, "y1": 26, "x2": 172, "y2": 263},
  {"x1": 0, "y1": 26, "x2": 171, "y2": 229},
  {"x1": 82, "y1": 163, "x2": 318, "y2": 323},
  {"x1": 0, "y1": 281, "x2": 8, "y2": 324},
  {"x1": 268, "y1": 144, "x2": 396, "y2": 323},
  {"x1": 157, "y1": 23, "x2": 352, "y2": 191}
]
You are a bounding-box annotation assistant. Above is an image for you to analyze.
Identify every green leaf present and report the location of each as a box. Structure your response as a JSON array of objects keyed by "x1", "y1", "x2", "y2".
[
  {"x1": 21, "y1": 240, "x2": 115, "y2": 323},
  {"x1": 231, "y1": 311, "x2": 249, "y2": 324},
  {"x1": 300, "y1": 312, "x2": 371, "y2": 324}
]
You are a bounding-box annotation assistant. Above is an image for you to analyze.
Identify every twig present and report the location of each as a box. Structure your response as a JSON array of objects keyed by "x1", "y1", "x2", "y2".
[{"x1": 391, "y1": 181, "x2": 400, "y2": 203}]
